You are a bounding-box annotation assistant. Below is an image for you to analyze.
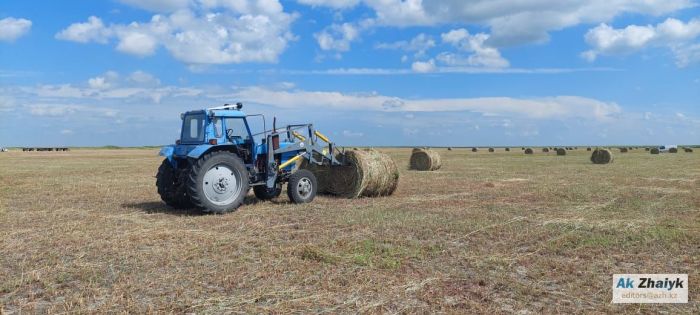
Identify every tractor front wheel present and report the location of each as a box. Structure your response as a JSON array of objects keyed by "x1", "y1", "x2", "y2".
[
  {"x1": 287, "y1": 169, "x2": 317, "y2": 204},
  {"x1": 187, "y1": 151, "x2": 249, "y2": 214},
  {"x1": 156, "y1": 159, "x2": 192, "y2": 209}
]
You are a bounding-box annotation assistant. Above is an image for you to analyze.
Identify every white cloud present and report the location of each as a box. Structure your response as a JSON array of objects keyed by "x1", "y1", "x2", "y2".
[
  {"x1": 411, "y1": 59, "x2": 436, "y2": 73},
  {"x1": 0, "y1": 17, "x2": 32, "y2": 42},
  {"x1": 55, "y1": 16, "x2": 111, "y2": 43},
  {"x1": 60, "y1": 129, "x2": 74, "y2": 135},
  {"x1": 31, "y1": 71, "x2": 193, "y2": 104},
  {"x1": 315, "y1": 22, "x2": 359, "y2": 52},
  {"x1": 56, "y1": 1, "x2": 296, "y2": 65},
  {"x1": 116, "y1": 31, "x2": 159, "y2": 56},
  {"x1": 88, "y1": 71, "x2": 119, "y2": 90},
  {"x1": 583, "y1": 18, "x2": 700, "y2": 66},
  {"x1": 225, "y1": 86, "x2": 622, "y2": 121},
  {"x1": 437, "y1": 28, "x2": 509, "y2": 68},
  {"x1": 375, "y1": 33, "x2": 435, "y2": 57},
  {"x1": 128, "y1": 71, "x2": 161, "y2": 86},
  {"x1": 297, "y1": 0, "x2": 694, "y2": 46}
]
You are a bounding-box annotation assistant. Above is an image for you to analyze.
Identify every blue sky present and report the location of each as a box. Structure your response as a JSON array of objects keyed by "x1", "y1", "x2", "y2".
[{"x1": 1, "y1": 0, "x2": 699, "y2": 147}]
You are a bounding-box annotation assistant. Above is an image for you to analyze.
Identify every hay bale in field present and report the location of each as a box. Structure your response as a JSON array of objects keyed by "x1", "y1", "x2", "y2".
[
  {"x1": 669, "y1": 147, "x2": 678, "y2": 153},
  {"x1": 472, "y1": 147, "x2": 478, "y2": 152},
  {"x1": 524, "y1": 148, "x2": 533, "y2": 154},
  {"x1": 542, "y1": 148, "x2": 550, "y2": 153},
  {"x1": 650, "y1": 148, "x2": 660, "y2": 154},
  {"x1": 685, "y1": 148, "x2": 693, "y2": 153},
  {"x1": 586, "y1": 147, "x2": 592, "y2": 151},
  {"x1": 521, "y1": 147, "x2": 525, "y2": 150},
  {"x1": 619, "y1": 148, "x2": 628, "y2": 153},
  {"x1": 488, "y1": 148, "x2": 495, "y2": 152},
  {"x1": 645, "y1": 147, "x2": 650, "y2": 151},
  {"x1": 409, "y1": 148, "x2": 442, "y2": 171},
  {"x1": 302, "y1": 149, "x2": 399, "y2": 198},
  {"x1": 447, "y1": 147, "x2": 452, "y2": 151},
  {"x1": 556, "y1": 148, "x2": 566, "y2": 156},
  {"x1": 505, "y1": 147, "x2": 510, "y2": 151},
  {"x1": 590, "y1": 148, "x2": 614, "y2": 164}
]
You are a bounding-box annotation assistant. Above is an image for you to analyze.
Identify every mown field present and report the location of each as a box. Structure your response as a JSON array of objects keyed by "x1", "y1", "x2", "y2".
[{"x1": 1, "y1": 148, "x2": 698, "y2": 313}]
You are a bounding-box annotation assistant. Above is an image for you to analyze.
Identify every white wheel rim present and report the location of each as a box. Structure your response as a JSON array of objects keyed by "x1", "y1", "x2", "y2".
[
  {"x1": 202, "y1": 164, "x2": 242, "y2": 206},
  {"x1": 296, "y1": 177, "x2": 312, "y2": 199}
]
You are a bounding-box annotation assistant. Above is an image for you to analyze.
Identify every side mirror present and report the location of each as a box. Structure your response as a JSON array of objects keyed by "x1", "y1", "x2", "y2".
[{"x1": 180, "y1": 113, "x2": 184, "y2": 120}]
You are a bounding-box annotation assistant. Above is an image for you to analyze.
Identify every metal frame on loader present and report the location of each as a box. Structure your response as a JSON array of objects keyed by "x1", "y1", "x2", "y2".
[{"x1": 156, "y1": 103, "x2": 346, "y2": 214}]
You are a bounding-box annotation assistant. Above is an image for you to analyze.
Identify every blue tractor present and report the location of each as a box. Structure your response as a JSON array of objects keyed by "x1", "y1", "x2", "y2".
[{"x1": 157, "y1": 103, "x2": 345, "y2": 213}]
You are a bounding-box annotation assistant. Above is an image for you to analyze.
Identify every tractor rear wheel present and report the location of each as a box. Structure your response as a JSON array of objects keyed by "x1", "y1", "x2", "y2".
[
  {"x1": 253, "y1": 184, "x2": 282, "y2": 200},
  {"x1": 187, "y1": 151, "x2": 249, "y2": 214},
  {"x1": 287, "y1": 169, "x2": 317, "y2": 204},
  {"x1": 156, "y1": 159, "x2": 192, "y2": 209}
]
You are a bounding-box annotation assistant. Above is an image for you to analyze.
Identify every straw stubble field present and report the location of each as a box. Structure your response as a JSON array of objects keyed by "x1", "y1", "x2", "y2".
[{"x1": 1, "y1": 148, "x2": 699, "y2": 313}]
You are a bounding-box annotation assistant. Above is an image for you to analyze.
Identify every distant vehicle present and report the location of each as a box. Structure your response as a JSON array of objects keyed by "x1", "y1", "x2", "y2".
[
  {"x1": 0, "y1": 147, "x2": 7, "y2": 152},
  {"x1": 658, "y1": 145, "x2": 677, "y2": 152}
]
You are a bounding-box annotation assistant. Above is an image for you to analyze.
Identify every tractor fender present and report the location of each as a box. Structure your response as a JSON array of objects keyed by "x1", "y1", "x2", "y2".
[
  {"x1": 186, "y1": 144, "x2": 214, "y2": 159},
  {"x1": 159, "y1": 145, "x2": 176, "y2": 166},
  {"x1": 186, "y1": 144, "x2": 244, "y2": 160}
]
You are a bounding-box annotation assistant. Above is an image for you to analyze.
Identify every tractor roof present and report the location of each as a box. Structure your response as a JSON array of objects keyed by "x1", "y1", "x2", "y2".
[{"x1": 183, "y1": 109, "x2": 246, "y2": 118}]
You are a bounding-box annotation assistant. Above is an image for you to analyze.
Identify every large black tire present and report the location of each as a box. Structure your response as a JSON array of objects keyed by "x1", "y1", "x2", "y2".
[
  {"x1": 253, "y1": 184, "x2": 282, "y2": 200},
  {"x1": 187, "y1": 151, "x2": 249, "y2": 214},
  {"x1": 287, "y1": 169, "x2": 317, "y2": 204},
  {"x1": 156, "y1": 159, "x2": 193, "y2": 209}
]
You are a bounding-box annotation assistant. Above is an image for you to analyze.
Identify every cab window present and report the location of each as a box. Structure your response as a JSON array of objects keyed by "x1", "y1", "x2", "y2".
[
  {"x1": 212, "y1": 118, "x2": 223, "y2": 138},
  {"x1": 224, "y1": 118, "x2": 250, "y2": 142},
  {"x1": 181, "y1": 113, "x2": 205, "y2": 142}
]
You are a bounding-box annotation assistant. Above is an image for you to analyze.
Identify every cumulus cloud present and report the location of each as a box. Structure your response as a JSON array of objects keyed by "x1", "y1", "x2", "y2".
[
  {"x1": 411, "y1": 59, "x2": 436, "y2": 73},
  {"x1": 438, "y1": 28, "x2": 509, "y2": 68},
  {"x1": 88, "y1": 71, "x2": 120, "y2": 90},
  {"x1": 0, "y1": 17, "x2": 32, "y2": 42},
  {"x1": 583, "y1": 18, "x2": 700, "y2": 66},
  {"x1": 297, "y1": 0, "x2": 694, "y2": 46},
  {"x1": 314, "y1": 22, "x2": 360, "y2": 52},
  {"x1": 55, "y1": 16, "x2": 111, "y2": 43},
  {"x1": 56, "y1": 1, "x2": 296, "y2": 65}
]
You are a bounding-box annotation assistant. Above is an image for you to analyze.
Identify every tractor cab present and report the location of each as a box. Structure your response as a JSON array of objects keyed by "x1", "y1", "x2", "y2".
[{"x1": 168, "y1": 104, "x2": 255, "y2": 163}]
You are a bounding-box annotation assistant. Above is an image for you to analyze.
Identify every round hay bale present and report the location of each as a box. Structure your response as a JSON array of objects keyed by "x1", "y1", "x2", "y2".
[
  {"x1": 650, "y1": 148, "x2": 660, "y2": 154},
  {"x1": 302, "y1": 149, "x2": 399, "y2": 198},
  {"x1": 447, "y1": 147, "x2": 452, "y2": 151},
  {"x1": 524, "y1": 148, "x2": 533, "y2": 154},
  {"x1": 590, "y1": 148, "x2": 614, "y2": 164},
  {"x1": 409, "y1": 148, "x2": 442, "y2": 171},
  {"x1": 488, "y1": 148, "x2": 495, "y2": 152},
  {"x1": 521, "y1": 147, "x2": 525, "y2": 150},
  {"x1": 586, "y1": 147, "x2": 592, "y2": 151},
  {"x1": 542, "y1": 148, "x2": 550, "y2": 153},
  {"x1": 505, "y1": 148, "x2": 510, "y2": 152},
  {"x1": 472, "y1": 147, "x2": 478, "y2": 152},
  {"x1": 556, "y1": 148, "x2": 566, "y2": 156},
  {"x1": 685, "y1": 148, "x2": 693, "y2": 153},
  {"x1": 669, "y1": 147, "x2": 678, "y2": 153},
  {"x1": 645, "y1": 147, "x2": 650, "y2": 151},
  {"x1": 619, "y1": 148, "x2": 628, "y2": 153}
]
